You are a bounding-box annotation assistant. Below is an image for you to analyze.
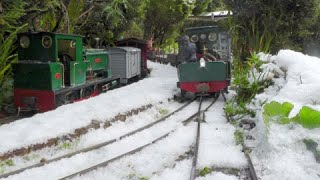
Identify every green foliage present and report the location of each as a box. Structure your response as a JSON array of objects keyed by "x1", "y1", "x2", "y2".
[
  {"x1": 263, "y1": 101, "x2": 294, "y2": 127},
  {"x1": 263, "y1": 101, "x2": 320, "y2": 129},
  {"x1": 225, "y1": 52, "x2": 269, "y2": 120},
  {"x1": 159, "y1": 108, "x2": 169, "y2": 116},
  {"x1": 226, "y1": 0, "x2": 319, "y2": 56},
  {"x1": 67, "y1": 0, "x2": 85, "y2": 33},
  {"x1": 0, "y1": 78, "x2": 13, "y2": 109},
  {"x1": 78, "y1": 0, "x2": 146, "y2": 45},
  {"x1": 57, "y1": 138, "x2": 80, "y2": 150},
  {"x1": 144, "y1": 0, "x2": 193, "y2": 46},
  {"x1": 0, "y1": 24, "x2": 28, "y2": 109},
  {"x1": 192, "y1": 0, "x2": 212, "y2": 15},
  {"x1": 199, "y1": 166, "x2": 213, "y2": 177},
  {"x1": 139, "y1": 177, "x2": 149, "y2": 180},
  {"x1": 234, "y1": 129, "x2": 244, "y2": 145},
  {"x1": 0, "y1": 159, "x2": 15, "y2": 173},
  {"x1": 127, "y1": 173, "x2": 149, "y2": 180},
  {"x1": 225, "y1": 100, "x2": 255, "y2": 120},
  {"x1": 22, "y1": 154, "x2": 40, "y2": 161},
  {"x1": 291, "y1": 106, "x2": 320, "y2": 129}
]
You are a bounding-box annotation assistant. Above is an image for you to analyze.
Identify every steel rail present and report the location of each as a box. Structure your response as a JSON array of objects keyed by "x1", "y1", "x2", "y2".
[
  {"x1": 189, "y1": 96, "x2": 203, "y2": 180},
  {"x1": 223, "y1": 95, "x2": 259, "y2": 180},
  {"x1": 59, "y1": 97, "x2": 219, "y2": 180},
  {"x1": 0, "y1": 100, "x2": 195, "y2": 179}
]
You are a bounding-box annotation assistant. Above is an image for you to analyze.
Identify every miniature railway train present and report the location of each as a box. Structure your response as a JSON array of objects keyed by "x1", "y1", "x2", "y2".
[
  {"x1": 13, "y1": 32, "x2": 148, "y2": 113},
  {"x1": 176, "y1": 25, "x2": 232, "y2": 98}
]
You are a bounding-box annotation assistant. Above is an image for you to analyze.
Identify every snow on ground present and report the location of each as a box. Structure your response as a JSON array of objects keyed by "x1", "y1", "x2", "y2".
[
  {"x1": 0, "y1": 100, "x2": 182, "y2": 174},
  {"x1": 197, "y1": 99, "x2": 247, "y2": 170},
  {"x1": 0, "y1": 62, "x2": 178, "y2": 155},
  {"x1": 2, "y1": 50, "x2": 318, "y2": 180},
  {"x1": 3, "y1": 100, "x2": 204, "y2": 180},
  {"x1": 196, "y1": 172, "x2": 238, "y2": 180},
  {"x1": 247, "y1": 50, "x2": 320, "y2": 180}
]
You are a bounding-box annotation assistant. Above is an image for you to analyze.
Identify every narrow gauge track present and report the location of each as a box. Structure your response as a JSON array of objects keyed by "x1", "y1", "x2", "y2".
[
  {"x1": 189, "y1": 93, "x2": 258, "y2": 180},
  {"x1": 59, "y1": 96, "x2": 219, "y2": 180},
  {"x1": 0, "y1": 99, "x2": 196, "y2": 179}
]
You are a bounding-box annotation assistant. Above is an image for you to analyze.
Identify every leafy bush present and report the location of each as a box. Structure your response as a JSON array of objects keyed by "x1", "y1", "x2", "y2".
[
  {"x1": 0, "y1": 78, "x2": 14, "y2": 110},
  {"x1": 225, "y1": 52, "x2": 269, "y2": 120},
  {"x1": 263, "y1": 101, "x2": 294, "y2": 127}
]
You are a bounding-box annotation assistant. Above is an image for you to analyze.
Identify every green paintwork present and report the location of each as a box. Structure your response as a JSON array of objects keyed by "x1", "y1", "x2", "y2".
[
  {"x1": 16, "y1": 32, "x2": 87, "y2": 88},
  {"x1": 15, "y1": 32, "x2": 117, "y2": 91},
  {"x1": 18, "y1": 32, "x2": 83, "y2": 62},
  {"x1": 55, "y1": 34, "x2": 83, "y2": 62},
  {"x1": 13, "y1": 62, "x2": 62, "y2": 90},
  {"x1": 178, "y1": 61, "x2": 227, "y2": 82},
  {"x1": 18, "y1": 33, "x2": 56, "y2": 62},
  {"x1": 70, "y1": 61, "x2": 86, "y2": 85},
  {"x1": 84, "y1": 49, "x2": 108, "y2": 72}
]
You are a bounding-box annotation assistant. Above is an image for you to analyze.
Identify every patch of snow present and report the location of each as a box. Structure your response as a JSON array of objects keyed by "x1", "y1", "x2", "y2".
[
  {"x1": 0, "y1": 62, "x2": 178, "y2": 154},
  {"x1": 195, "y1": 172, "x2": 238, "y2": 180},
  {"x1": 249, "y1": 50, "x2": 320, "y2": 179},
  {"x1": 198, "y1": 99, "x2": 247, "y2": 169}
]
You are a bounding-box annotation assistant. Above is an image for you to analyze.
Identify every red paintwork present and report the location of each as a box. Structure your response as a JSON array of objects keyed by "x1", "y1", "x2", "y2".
[
  {"x1": 14, "y1": 89, "x2": 55, "y2": 112},
  {"x1": 55, "y1": 73, "x2": 61, "y2": 79},
  {"x1": 95, "y1": 58, "x2": 102, "y2": 63},
  {"x1": 180, "y1": 81, "x2": 228, "y2": 93}
]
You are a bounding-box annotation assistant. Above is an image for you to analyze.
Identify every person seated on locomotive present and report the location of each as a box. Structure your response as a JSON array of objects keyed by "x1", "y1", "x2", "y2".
[
  {"x1": 177, "y1": 35, "x2": 197, "y2": 65},
  {"x1": 198, "y1": 44, "x2": 221, "y2": 62}
]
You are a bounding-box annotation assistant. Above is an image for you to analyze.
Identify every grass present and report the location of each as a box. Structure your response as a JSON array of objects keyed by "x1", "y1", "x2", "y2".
[
  {"x1": 0, "y1": 159, "x2": 15, "y2": 173},
  {"x1": 199, "y1": 166, "x2": 213, "y2": 177}
]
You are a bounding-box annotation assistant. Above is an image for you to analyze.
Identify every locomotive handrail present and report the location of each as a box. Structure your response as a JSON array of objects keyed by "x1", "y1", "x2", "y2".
[
  {"x1": 72, "y1": 62, "x2": 79, "y2": 86},
  {"x1": 58, "y1": 62, "x2": 65, "y2": 88}
]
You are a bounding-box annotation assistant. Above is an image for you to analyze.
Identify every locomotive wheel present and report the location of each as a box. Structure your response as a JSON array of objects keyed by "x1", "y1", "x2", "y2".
[
  {"x1": 181, "y1": 90, "x2": 186, "y2": 98},
  {"x1": 80, "y1": 86, "x2": 94, "y2": 99}
]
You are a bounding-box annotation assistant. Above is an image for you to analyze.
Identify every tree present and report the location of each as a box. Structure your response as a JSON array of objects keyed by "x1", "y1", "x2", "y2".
[
  {"x1": 144, "y1": 0, "x2": 193, "y2": 47},
  {"x1": 76, "y1": 0, "x2": 146, "y2": 46},
  {"x1": 225, "y1": 0, "x2": 319, "y2": 56}
]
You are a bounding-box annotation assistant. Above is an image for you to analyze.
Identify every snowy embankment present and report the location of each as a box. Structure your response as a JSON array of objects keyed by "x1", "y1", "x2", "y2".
[
  {"x1": 249, "y1": 50, "x2": 320, "y2": 180},
  {"x1": 0, "y1": 62, "x2": 178, "y2": 155}
]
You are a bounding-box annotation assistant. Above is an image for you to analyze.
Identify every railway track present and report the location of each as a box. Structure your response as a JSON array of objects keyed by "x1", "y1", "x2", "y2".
[
  {"x1": 189, "y1": 94, "x2": 258, "y2": 180},
  {"x1": 58, "y1": 95, "x2": 219, "y2": 180},
  {"x1": 1, "y1": 94, "x2": 258, "y2": 180},
  {"x1": 0, "y1": 99, "x2": 196, "y2": 179}
]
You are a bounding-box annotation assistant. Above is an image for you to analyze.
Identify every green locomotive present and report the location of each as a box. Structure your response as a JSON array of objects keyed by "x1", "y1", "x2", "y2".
[
  {"x1": 13, "y1": 32, "x2": 119, "y2": 113},
  {"x1": 177, "y1": 26, "x2": 232, "y2": 97}
]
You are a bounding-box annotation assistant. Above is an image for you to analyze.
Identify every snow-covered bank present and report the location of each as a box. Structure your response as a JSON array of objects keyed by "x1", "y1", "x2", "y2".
[
  {"x1": 0, "y1": 62, "x2": 178, "y2": 155},
  {"x1": 249, "y1": 50, "x2": 320, "y2": 180}
]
